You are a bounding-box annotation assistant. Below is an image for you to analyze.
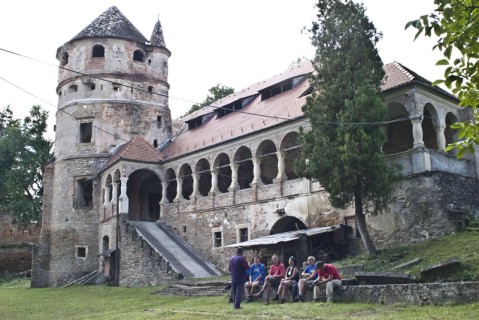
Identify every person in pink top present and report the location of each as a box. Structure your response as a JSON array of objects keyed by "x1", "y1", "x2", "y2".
[
  {"x1": 313, "y1": 261, "x2": 342, "y2": 302},
  {"x1": 254, "y1": 254, "x2": 285, "y2": 304}
]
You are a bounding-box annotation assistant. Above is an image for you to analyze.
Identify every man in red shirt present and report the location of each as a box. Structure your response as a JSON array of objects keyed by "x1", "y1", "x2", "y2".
[
  {"x1": 254, "y1": 254, "x2": 285, "y2": 304},
  {"x1": 313, "y1": 261, "x2": 342, "y2": 302}
]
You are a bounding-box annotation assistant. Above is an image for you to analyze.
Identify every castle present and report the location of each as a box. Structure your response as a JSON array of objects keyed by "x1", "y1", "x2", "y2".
[{"x1": 32, "y1": 7, "x2": 479, "y2": 287}]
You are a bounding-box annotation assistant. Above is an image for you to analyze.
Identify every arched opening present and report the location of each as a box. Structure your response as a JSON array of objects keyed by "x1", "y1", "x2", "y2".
[
  {"x1": 280, "y1": 132, "x2": 301, "y2": 180},
  {"x1": 92, "y1": 44, "x2": 105, "y2": 58},
  {"x1": 234, "y1": 146, "x2": 253, "y2": 189},
  {"x1": 382, "y1": 103, "x2": 413, "y2": 154},
  {"x1": 133, "y1": 50, "x2": 145, "y2": 62},
  {"x1": 445, "y1": 112, "x2": 459, "y2": 154},
  {"x1": 61, "y1": 52, "x2": 69, "y2": 66},
  {"x1": 102, "y1": 235, "x2": 110, "y2": 251},
  {"x1": 179, "y1": 164, "x2": 193, "y2": 200},
  {"x1": 257, "y1": 140, "x2": 278, "y2": 185},
  {"x1": 164, "y1": 168, "x2": 177, "y2": 203},
  {"x1": 214, "y1": 153, "x2": 231, "y2": 193},
  {"x1": 422, "y1": 104, "x2": 439, "y2": 150},
  {"x1": 196, "y1": 159, "x2": 212, "y2": 197},
  {"x1": 270, "y1": 216, "x2": 307, "y2": 235},
  {"x1": 105, "y1": 174, "x2": 113, "y2": 203},
  {"x1": 68, "y1": 85, "x2": 78, "y2": 94},
  {"x1": 127, "y1": 169, "x2": 162, "y2": 221}
]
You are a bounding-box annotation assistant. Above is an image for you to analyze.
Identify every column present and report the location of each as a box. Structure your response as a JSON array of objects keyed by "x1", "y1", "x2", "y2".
[
  {"x1": 228, "y1": 163, "x2": 240, "y2": 191},
  {"x1": 160, "y1": 182, "x2": 168, "y2": 204},
  {"x1": 103, "y1": 186, "x2": 110, "y2": 208},
  {"x1": 118, "y1": 177, "x2": 129, "y2": 214},
  {"x1": 410, "y1": 116, "x2": 424, "y2": 148},
  {"x1": 210, "y1": 169, "x2": 219, "y2": 194},
  {"x1": 275, "y1": 151, "x2": 287, "y2": 181},
  {"x1": 110, "y1": 182, "x2": 118, "y2": 206},
  {"x1": 174, "y1": 177, "x2": 184, "y2": 201},
  {"x1": 435, "y1": 125, "x2": 446, "y2": 151},
  {"x1": 251, "y1": 157, "x2": 262, "y2": 186},
  {"x1": 192, "y1": 173, "x2": 200, "y2": 198}
]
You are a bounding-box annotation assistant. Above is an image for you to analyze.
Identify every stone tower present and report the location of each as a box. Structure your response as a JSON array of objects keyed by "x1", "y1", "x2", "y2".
[{"x1": 32, "y1": 6, "x2": 172, "y2": 287}]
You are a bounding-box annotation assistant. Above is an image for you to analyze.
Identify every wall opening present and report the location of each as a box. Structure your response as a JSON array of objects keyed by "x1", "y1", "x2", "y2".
[
  {"x1": 133, "y1": 50, "x2": 145, "y2": 62},
  {"x1": 79, "y1": 122, "x2": 93, "y2": 143},
  {"x1": 234, "y1": 147, "x2": 253, "y2": 189},
  {"x1": 281, "y1": 132, "x2": 301, "y2": 180},
  {"x1": 257, "y1": 140, "x2": 278, "y2": 184},
  {"x1": 270, "y1": 216, "x2": 306, "y2": 235},
  {"x1": 76, "y1": 246, "x2": 87, "y2": 258},
  {"x1": 383, "y1": 103, "x2": 413, "y2": 154},
  {"x1": 75, "y1": 178, "x2": 93, "y2": 208},
  {"x1": 127, "y1": 169, "x2": 162, "y2": 221},
  {"x1": 68, "y1": 85, "x2": 78, "y2": 94},
  {"x1": 179, "y1": 164, "x2": 193, "y2": 200},
  {"x1": 422, "y1": 106, "x2": 438, "y2": 150},
  {"x1": 92, "y1": 45, "x2": 105, "y2": 58},
  {"x1": 61, "y1": 52, "x2": 69, "y2": 66},
  {"x1": 196, "y1": 159, "x2": 212, "y2": 196},
  {"x1": 165, "y1": 168, "x2": 177, "y2": 203},
  {"x1": 214, "y1": 153, "x2": 232, "y2": 193}
]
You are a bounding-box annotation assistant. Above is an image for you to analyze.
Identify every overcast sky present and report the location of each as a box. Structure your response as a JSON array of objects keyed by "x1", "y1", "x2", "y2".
[{"x1": 0, "y1": 0, "x2": 441, "y2": 138}]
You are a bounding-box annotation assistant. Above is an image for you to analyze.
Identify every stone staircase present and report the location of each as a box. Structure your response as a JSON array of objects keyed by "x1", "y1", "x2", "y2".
[{"x1": 159, "y1": 280, "x2": 229, "y2": 297}]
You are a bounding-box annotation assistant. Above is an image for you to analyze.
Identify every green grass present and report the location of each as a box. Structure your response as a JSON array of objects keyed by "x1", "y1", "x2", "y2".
[
  {"x1": 1, "y1": 227, "x2": 479, "y2": 319},
  {"x1": 337, "y1": 226, "x2": 479, "y2": 281}
]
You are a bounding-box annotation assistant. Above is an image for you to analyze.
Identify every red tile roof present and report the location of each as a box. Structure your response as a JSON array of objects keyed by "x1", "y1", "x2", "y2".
[
  {"x1": 162, "y1": 60, "x2": 454, "y2": 160},
  {"x1": 104, "y1": 136, "x2": 165, "y2": 169}
]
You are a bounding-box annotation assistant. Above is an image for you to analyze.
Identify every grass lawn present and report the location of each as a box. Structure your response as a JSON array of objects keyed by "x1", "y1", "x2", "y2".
[{"x1": 1, "y1": 278, "x2": 479, "y2": 320}]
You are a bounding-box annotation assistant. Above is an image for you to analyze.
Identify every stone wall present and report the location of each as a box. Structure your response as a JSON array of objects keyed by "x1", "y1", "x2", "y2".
[
  {"x1": 0, "y1": 247, "x2": 33, "y2": 274},
  {"x1": 336, "y1": 282, "x2": 479, "y2": 305},
  {"x1": 118, "y1": 217, "x2": 179, "y2": 287},
  {"x1": 368, "y1": 171, "x2": 479, "y2": 248}
]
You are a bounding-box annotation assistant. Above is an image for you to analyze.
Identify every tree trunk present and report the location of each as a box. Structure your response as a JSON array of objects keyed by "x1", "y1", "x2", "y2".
[{"x1": 354, "y1": 184, "x2": 377, "y2": 254}]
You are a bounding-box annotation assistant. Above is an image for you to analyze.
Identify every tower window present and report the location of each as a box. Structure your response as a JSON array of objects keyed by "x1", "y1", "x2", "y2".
[
  {"x1": 157, "y1": 115, "x2": 162, "y2": 128},
  {"x1": 148, "y1": 59, "x2": 152, "y2": 65},
  {"x1": 92, "y1": 45, "x2": 105, "y2": 58},
  {"x1": 153, "y1": 139, "x2": 158, "y2": 148},
  {"x1": 76, "y1": 246, "x2": 87, "y2": 258},
  {"x1": 80, "y1": 122, "x2": 92, "y2": 143},
  {"x1": 76, "y1": 178, "x2": 93, "y2": 208},
  {"x1": 148, "y1": 86, "x2": 153, "y2": 93},
  {"x1": 68, "y1": 85, "x2": 78, "y2": 94},
  {"x1": 61, "y1": 52, "x2": 69, "y2": 66},
  {"x1": 133, "y1": 50, "x2": 145, "y2": 62},
  {"x1": 90, "y1": 84, "x2": 96, "y2": 91}
]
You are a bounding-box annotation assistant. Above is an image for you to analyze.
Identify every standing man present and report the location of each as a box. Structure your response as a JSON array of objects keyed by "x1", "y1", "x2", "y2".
[
  {"x1": 245, "y1": 254, "x2": 266, "y2": 301},
  {"x1": 229, "y1": 247, "x2": 250, "y2": 309},
  {"x1": 313, "y1": 261, "x2": 342, "y2": 302}
]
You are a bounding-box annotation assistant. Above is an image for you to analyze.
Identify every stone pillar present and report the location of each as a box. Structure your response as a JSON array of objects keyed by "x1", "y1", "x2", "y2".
[
  {"x1": 111, "y1": 182, "x2": 118, "y2": 206},
  {"x1": 192, "y1": 173, "x2": 200, "y2": 198},
  {"x1": 160, "y1": 182, "x2": 168, "y2": 204},
  {"x1": 228, "y1": 163, "x2": 240, "y2": 191},
  {"x1": 210, "y1": 169, "x2": 219, "y2": 194},
  {"x1": 411, "y1": 116, "x2": 424, "y2": 148},
  {"x1": 174, "y1": 177, "x2": 184, "y2": 201},
  {"x1": 435, "y1": 125, "x2": 446, "y2": 151},
  {"x1": 103, "y1": 186, "x2": 111, "y2": 208},
  {"x1": 251, "y1": 157, "x2": 262, "y2": 186},
  {"x1": 274, "y1": 151, "x2": 287, "y2": 181},
  {"x1": 118, "y1": 177, "x2": 129, "y2": 214}
]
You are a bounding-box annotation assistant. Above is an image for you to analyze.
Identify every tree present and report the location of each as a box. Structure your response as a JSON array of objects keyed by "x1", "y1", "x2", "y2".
[
  {"x1": 295, "y1": 0, "x2": 399, "y2": 254},
  {"x1": 0, "y1": 106, "x2": 53, "y2": 225},
  {"x1": 185, "y1": 84, "x2": 234, "y2": 116},
  {"x1": 406, "y1": 0, "x2": 479, "y2": 157}
]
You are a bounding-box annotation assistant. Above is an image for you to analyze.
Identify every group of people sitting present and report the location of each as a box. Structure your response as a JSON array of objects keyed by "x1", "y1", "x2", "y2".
[{"x1": 229, "y1": 247, "x2": 342, "y2": 309}]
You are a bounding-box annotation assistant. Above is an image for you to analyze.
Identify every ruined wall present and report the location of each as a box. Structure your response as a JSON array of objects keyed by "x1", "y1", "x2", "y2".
[
  {"x1": 368, "y1": 171, "x2": 479, "y2": 248},
  {"x1": 118, "y1": 218, "x2": 179, "y2": 287}
]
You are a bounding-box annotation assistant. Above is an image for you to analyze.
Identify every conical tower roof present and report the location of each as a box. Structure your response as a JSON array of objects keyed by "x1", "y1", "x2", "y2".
[
  {"x1": 70, "y1": 6, "x2": 147, "y2": 43},
  {"x1": 150, "y1": 19, "x2": 166, "y2": 47}
]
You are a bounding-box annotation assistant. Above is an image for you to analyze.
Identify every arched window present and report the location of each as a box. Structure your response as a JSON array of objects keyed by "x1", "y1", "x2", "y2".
[
  {"x1": 92, "y1": 45, "x2": 105, "y2": 58},
  {"x1": 256, "y1": 140, "x2": 278, "y2": 185},
  {"x1": 61, "y1": 52, "x2": 69, "y2": 66},
  {"x1": 133, "y1": 50, "x2": 145, "y2": 62},
  {"x1": 196, "y1": 159, "x2": 212, "y2": 197}
]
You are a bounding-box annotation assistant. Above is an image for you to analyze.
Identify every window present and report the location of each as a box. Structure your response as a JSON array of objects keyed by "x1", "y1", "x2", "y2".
[
  {"x1": 76, "y1": 178, "x2": 93, "y2": 208},
  {"x1": 212, "y1": 227, "x2": 223, "y2": 248},
  {"x1": 61, "y1": 52, "x2": 69, "y2": 66},
  {"x1": 76, "y1": 246, "x2": 87, "y2": 258},
  {"x1": 113, "y1": 85, "x2": 120, "y2": 91},
  {"x1": 148, "y1": 86, "x2": 153, "y2": 93},
  {"x1": 89, "y1": 84, "x2": 96, "y2": 91},
  {"x1": 153, "y1": 139, "x2": 158, "y2": 148},
  {"x1": 133, "y1": 50, "x2": 145, "y2": 62},
  {"x1": 260, "y1": 78, "x2": 297, "y2": 101},
  {"x1": 157, "y1": 115, "x2": 162, "y2": 128},
  {"x1": 92, "y1": 45, "x2": 105, "y2": 58},
  {"x1": 236, "y1": 224, "x2": 249, "y2": 243},
  {"x1": 68, "y1": 85, "x2": 78, "y2": 94},
  {"x1": 79, "y1": 122, "x2": 92, "y2": 143}
]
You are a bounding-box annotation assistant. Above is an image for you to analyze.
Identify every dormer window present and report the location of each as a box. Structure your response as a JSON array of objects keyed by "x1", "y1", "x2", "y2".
[
  {"x1": 187, "y1": 117, "x2": 203, "y2": 130},
  {"x1": 260, "y1": 76, "x2": 306, "y2": 101},
  {"x1": 217, "y1": 100, "x2": 243, "y2": 118},
  {"x1": 133, "y1": 50, "x2": 145, "y2": 62},
  {"x1": 92, "y1": 45, "x2": 105, "y2": 58}
]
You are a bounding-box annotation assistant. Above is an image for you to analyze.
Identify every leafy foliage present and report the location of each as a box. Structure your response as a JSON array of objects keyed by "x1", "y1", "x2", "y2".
[
  {"x1": 184, "y1": 84, "x2": 234, "y2": 116},
  {"x1": 296, "y1": 0, "x2": 400, "y2": 253},
  {"x1": 406, "y1": 0, "x2": 479, "y2": 157},
  {"x1": 0, "y1": 106, "x2": 53, "y2": 224}
]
